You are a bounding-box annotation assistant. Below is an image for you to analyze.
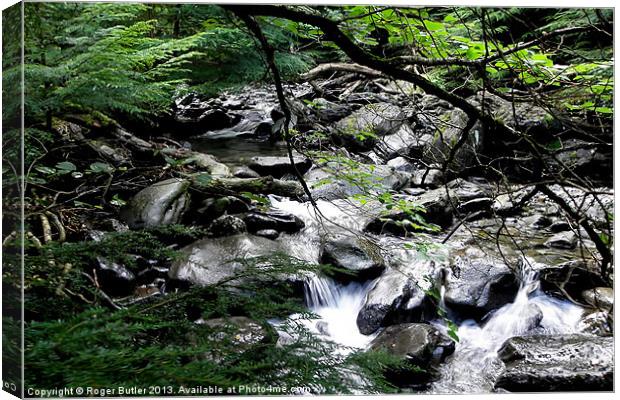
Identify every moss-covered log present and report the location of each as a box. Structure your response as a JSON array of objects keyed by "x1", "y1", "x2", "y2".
[{"x1": 190, "y1": 174, "x2": 304, "y2": 199}]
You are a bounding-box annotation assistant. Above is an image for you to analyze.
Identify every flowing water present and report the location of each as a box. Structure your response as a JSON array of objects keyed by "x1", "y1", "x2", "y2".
[
  {"x1": 269, "y1": 197, "x2": 585, "y2": 392},
  {"x1": 430, "y1": 261, "x2": 584, "y2": 393}
]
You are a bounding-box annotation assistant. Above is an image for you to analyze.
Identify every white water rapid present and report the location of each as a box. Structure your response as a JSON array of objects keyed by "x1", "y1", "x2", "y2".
[
  {"x1": 269, "y1": 196, "x2": 585, "y2": 392},
  {"x1": 430, "y1": 260, "x2": 585, "y2": 393}
]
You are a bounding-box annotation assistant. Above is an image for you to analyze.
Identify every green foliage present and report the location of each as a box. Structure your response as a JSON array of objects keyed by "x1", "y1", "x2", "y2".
[{"x1": 24, "y1": 253, "x2": 404, "y2": 394}]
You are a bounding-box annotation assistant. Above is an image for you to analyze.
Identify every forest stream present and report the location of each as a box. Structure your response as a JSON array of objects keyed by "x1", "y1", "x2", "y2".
[{"x1": 4, "y1": 3, "x2": 613, "y2": 396}]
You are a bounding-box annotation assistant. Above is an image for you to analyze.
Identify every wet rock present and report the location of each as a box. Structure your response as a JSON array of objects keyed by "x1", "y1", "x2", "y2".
[
  {"x1": 491, "y1": 186, "x2": 532, "y2": 216},
  {"x1": 248, "y1": 156, "x2": 312, "y2": 178},
  {"x1": 578, "y1": 310, "x2": 612, "y2": 336},
  {"x1": 548, "y1": 220, "x2": 570, "y2": 233},
  {"x1": 195, "y1": 196, "x2": 250, "y2": 223},
  {"x1": 207, "y1": 215, "x2": 247, "y2": 237},
  {"x1": 495, "y1": 335, "x2": 613, "y2": 392},
  {"x1": 552, "y1": 139, "x2": 612, "y2": 183},
  {"x1": 172, "y1": 93, "x2": 237, "y2": 134},
  {"x1": 545, "y1": 231, "x2": 577, "y2": 249},
  {"x1": 185, "y1": 152, "x2": 230, "y2": 177},
  {"x1": 95, "y1": 257, "x2": 136, "y2": 297},
  {"x1": 304, "y1": 163, "x2": 407, "y2": 201},
  {"x1": 411, "y1": 167, "x2": 444, "y2": 187},
  {"x1": 357, "y1": 268, "x2": 433, "y2": 335},
  {"x1": 332, "y1": 103, "x2": 405, "y2": 151},
  {"x1": 121, "y1": 178, "x2": 190, "y2": 229},
  {"x1": 374, "y1": 124, "x2": 427, "y2": 161},
  {"x1": 366, "y1": 179, "x2": 490, "y2": 235},
  {"x1": 369, "y1": 323, "x2": 455, "y2": 388},
  {"x1": 170, "y1": 234, "x2": 285, "y2": 286},
  {"x1": 365, "y1": 189, "x2": 453, "y2": 236},
  {"x1": 232, "y1": 166, "x2": 261, "y2": 179},
  {"x1": 387, "y1": 156, "x2": 416, "y2": 173},
  {"x1": 312, "y1": 98, "x2": 356, "y2": 123},
  {"x1": 581, "y1": 287, "x2": 613, "y2": 311},
  {"x1": 522, "y1": 214, "x2": 552, "y2": 229},
  {"x1": 255, "y1": 229, "x2": 279, "y2": 240},
  {"x1": 443, "y1": 257, "x2": 519, "y2": 318},
  {"x1": 243, "y1": 210, "x2": 305, "y2": 234},
  {"x1": 320, "y1": 236, "x2": 385, "y2": 282},
  {"x1": 539, "y1": 260, "x2": 607, "y2": 301},
  {"x1": 422, "y1": 108, "x2": 483, "y2": 171},
  {"x1": 539, "y1": 185, "x2": 613, "y2": 230}
]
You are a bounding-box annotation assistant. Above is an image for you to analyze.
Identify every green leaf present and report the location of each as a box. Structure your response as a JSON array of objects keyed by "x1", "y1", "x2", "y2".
[
  {"x1": 89, "y1": 162, "x2": 114, "y2": 174},
  {"x1": 423, "y1": 20, "x2": 444, "y2": 31},
  {"x1": 35, "y1": 166, "x2": 56, "y2": 175},
  {"x1": 110, "y1": 194, "x2": 127, "y2": 207},
  {"x1": 193, "y1": 173, "x2": 213, "y2": 187},
  {"x1": 55, "y1": 161, "x2": 77, "y2": 175}
]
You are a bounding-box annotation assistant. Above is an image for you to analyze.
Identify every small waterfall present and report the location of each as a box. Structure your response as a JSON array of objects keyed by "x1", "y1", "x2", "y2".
[
  {"x1": 269, "y1": 197, "x2": 378, "y2": 350},
  {"x1": 302, "y1": 276, "x2": 377, "y2": 350},
  {"x1": 430, "y1": 258, "x2": 584, "y2": 393}
]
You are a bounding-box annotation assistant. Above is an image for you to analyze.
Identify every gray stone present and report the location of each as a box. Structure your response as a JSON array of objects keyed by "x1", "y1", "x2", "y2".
[
  {"x1": 248, "y1": 156, "x2": 312, "y2": 178},
  {"x1": 443, "y1": 257, "x2": 519, "y2": 318},
  {"x1": 321, "y1": 236, "x2": 385, "y2": 282},
  {"x1": 243, "y1": 210, "x2": 305, "y2": 234},
  {"x1": 304, "y1": 163, "x2": 408, "y2": 201},
  {"x1": 121, "y1": 178, "x2": 190, "y2": 228},
  {"x1": 411, "y1": 167, "x2": 444, "y2": 187},
  {"x1": 369, "y1": 323, "x2": 455, "y2": 388},
  {"x1": 255, "y1": 229, "x2": 279, "y2": 240},
  {"x1": 549, "y1": 220, "x2": 570, "y2": 232},
  {"x1": 333, "y1": 103, "x2": 405, "y2": 151},
  {"x1": 578, "y1": 311, "x2": 612, "y2": 336},
  {"x1": 169, "y1": 234, "x2": 284, "y2": 286},
  {"x1": 196, "y1": 196, "x2": 250, "y2": 223},
  {"x1": 233, "y1": 166, "x2": 261, "y2": 179},
  {"x1": 357, "y1": 268, "x2": 431, "y2": 335},
  {"x1": 387, "y1": 156, "x2": 416, "y2": 173},
  {"x1": 545, "y1": 231, "x2": 577, "y2": 249},
  {"x1": 374, "y1": 124, "x2": 429, "y2": 161},
  {"x1": 95, "y1": 257, "x2": 136, "y2": 297},
  {"x1": 539, "y1": 260, "x2": 607, "y2": 301},
  {"x1": 207, "y1": 215, "x2": 247, "y2": 237},
  {"x1": 581, "y1": 287, "x2": 613, "y2": 311},
  {"x1": 495, "y1": 335, "x2": 613, "y2": 392},
  {"x1": 370, "y1": 323, "x2": 455, "y2": 366}
]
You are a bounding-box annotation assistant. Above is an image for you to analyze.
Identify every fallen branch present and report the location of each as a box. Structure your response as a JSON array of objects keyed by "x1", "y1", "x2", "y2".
[{"x1": 301, "y1": 62, "x2": 385, "y2": 80}]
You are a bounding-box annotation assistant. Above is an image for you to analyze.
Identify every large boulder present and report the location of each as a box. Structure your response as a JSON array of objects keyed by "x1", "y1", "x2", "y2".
[
  {"x1": 365, "y1": 179, "x2": 490, "y2": 236},
  {"x1": 121, "y1": 178, "x2": 190, "y2": 229},
  {"x1": 551, "y1": 139, "x2": 612, "y2": 184},
  {"x1": 422, "y1": 92, "x2": 557, "y2": 172},
  {"x1": 369, "y1": 323, "x2": 455, "y2": 388},
  {"x1": 495, "y1": 335, "x2": 613, "y2": 391},
  {"x1": 373, "y1": 124, "x2": 431, "y2": 161},
  {"x1": 248, "y1": 156, "x2": 312, "y2": 178},
  {"x1": 172, "y1": 93, "x2": 238, "y2": 135},
  {"x1": 539, "y1": 260, "x2": 607, "y2": 302},
  {"x1": 304, "y1": 163, "x2": 408, "y2": 201},
  {"x1": 544, "y1": 231, "x2": 577, "y2": 250},
  {"x1": 320, "y1": 236, "x2": 385, "y2": 282},
  {"x1": 356, "y1": 268, "x2": 435, "y2": 335},
  {"x1": 332, "y1": 103, "x2": 405, "y2": 151},
  {"x1": 443, "y1": 257, "x2": 519, "y2": 319},
  {"x1": 169, "y1": 234, "x2": 285, "y2": 286}
]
